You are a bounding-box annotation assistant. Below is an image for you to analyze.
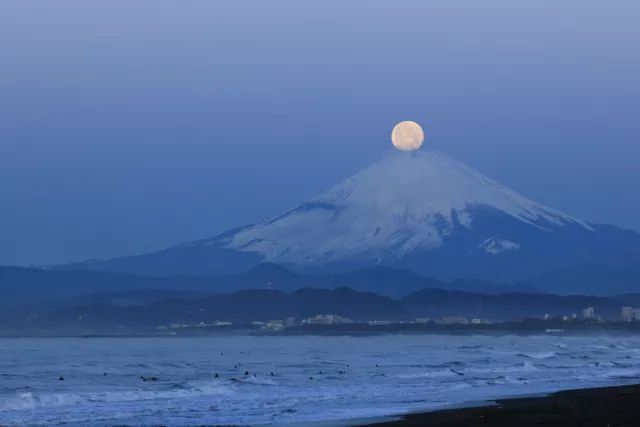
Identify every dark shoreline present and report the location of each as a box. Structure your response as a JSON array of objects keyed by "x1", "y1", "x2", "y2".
[
  {"x1": 358, "y1": 384, "x2": 640, "y2": 426},
  {"x1": 5, "y1": 321, "x2": 640, "y2": 337}
]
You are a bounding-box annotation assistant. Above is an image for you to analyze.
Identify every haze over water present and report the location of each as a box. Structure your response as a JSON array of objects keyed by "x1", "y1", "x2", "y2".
[{"x1": 2, "y1": 335, "x2": 640, "y2": 426}]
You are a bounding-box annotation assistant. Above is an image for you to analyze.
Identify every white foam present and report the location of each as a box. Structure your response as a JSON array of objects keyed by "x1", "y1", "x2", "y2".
[
  {"x1": 0, "y1": 381, "x2": 236, "y2": 411},
  {"x1": 518, "y1": 351, "x2": 556, "y2": 359}
]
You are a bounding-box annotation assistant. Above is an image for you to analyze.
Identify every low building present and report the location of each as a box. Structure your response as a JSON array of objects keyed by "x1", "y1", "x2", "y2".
[
  {"x1": 285, "y1": 317, "x2": 297, "y2": 326},
  {"x1": 368, "y1": 320, "x2": 393, "y2": 326},
  {"x1": 582, "y1": 307, "x2": 596, "y2": 319},
  {"x1": 170, "y1": 323, "x2": 189, "y2": 329},
  {"x1": 437, "y1": 316, "x2": 468, "y2": 325},
  {"x1": 303, "y1": 314, "x2": 352, "y2": 325},
  {"x1": 265, "y1": 320, "x2": 284, "y2": 331},
  {"x1": 622, "y1": 306, "x2": 635, "y2": 321}
]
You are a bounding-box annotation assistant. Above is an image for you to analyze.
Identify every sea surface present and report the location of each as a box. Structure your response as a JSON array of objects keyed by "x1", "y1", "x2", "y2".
[{"x1": 2, "y1": 334, "x2": 640, "y2": 426}]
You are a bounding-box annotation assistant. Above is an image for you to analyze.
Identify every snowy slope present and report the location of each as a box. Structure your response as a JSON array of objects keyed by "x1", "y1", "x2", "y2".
[{"x1": 214, "y1": 150, "x2": 591, "y2": 265}]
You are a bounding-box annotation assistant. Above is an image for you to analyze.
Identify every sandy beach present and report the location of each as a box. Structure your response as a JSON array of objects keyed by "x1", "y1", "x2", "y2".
[{"x1": 361, "y1": 384, "x2": 640, "y2": 426}]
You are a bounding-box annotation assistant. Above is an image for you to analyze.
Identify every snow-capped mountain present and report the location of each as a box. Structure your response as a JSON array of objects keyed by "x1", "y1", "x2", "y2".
[
  {"x1": 64, "y1": 150, "x2": 640, "y2": 290},
  {"x1": 217, "y1": 151, "x2": 591, "y2": 265}
]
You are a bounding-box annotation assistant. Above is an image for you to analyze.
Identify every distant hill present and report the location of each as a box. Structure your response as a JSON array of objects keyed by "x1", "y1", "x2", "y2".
[
  {"x1": 0, "y1": 266, "x2": 215, "y2": 308},
  {"x1": 4, "y1": 286, "x2": 634, "y2": 334},
  {"x1": 0, "y1": 263, "x2": 539, "y2": 308}
]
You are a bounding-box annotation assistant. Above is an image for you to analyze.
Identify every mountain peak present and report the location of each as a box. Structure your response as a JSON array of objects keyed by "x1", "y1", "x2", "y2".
[
  {"x1": 220, "y1": 150, "x2": 590, "y2": 265},
  {"x1": 317, "y1": 150, "x2": 587, "y2": 229}
]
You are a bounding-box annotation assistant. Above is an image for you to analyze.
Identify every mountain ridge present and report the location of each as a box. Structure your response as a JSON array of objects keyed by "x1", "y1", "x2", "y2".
[
  {"x1": 56, "y1": 150, "x2": 640, "y2": 292},
  {"x1": 6, "y1": 285, "x2": 638, "y2": 335},
  {"x1": 0, "y1": 263, "x2": 540, "y2": 308}
]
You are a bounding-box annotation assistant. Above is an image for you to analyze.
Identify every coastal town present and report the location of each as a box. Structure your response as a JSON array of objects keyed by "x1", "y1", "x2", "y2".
[{"x1": 154, "y1": 306, "x2": 640, "y2": 335}]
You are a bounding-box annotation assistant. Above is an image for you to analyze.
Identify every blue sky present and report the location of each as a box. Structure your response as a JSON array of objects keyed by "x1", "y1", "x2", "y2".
[{"x1": 1, "y1": 1, "x2": 639, "y2": 265}]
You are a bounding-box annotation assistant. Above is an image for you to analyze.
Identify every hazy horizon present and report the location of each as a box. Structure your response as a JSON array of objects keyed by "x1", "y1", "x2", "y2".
[{"x1": 2, "y1": 0, "x2": 639, "y2": 265}]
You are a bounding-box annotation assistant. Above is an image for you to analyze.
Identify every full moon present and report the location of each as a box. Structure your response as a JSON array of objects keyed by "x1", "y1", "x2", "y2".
[{"x1": 391, "y1": 121, "x2": 424, "y2": 151}]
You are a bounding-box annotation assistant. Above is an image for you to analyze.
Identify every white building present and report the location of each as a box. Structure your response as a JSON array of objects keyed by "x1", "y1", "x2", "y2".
[
  {"x1": 582, "y1": 307, "x2": 596, "y2": 319},
  {"x1": 265, "y1": 320, "x2": 284, "y2": 331},
  {"x1": 368, "y1": 320, "x2": 393, "y2": 326},
  {"x1": 303, "y1": 314, "x2": 352, "y2": 325},
  {"x1": 437, "y1": 316, "x2": 468, "y2": 325},
  {"x1": 622, "y1": 306, "x2": 635, "y2": 321}
]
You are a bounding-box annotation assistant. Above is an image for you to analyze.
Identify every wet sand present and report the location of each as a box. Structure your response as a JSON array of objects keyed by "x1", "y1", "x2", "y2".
[{"x1": 360, "y1": 384, "x2": 640, "y2": 426}]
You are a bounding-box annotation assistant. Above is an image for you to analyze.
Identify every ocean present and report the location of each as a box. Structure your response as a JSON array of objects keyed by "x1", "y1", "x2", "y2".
[{"x1": 1, "y1": 334, "x2": 640, "y2": 426}]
